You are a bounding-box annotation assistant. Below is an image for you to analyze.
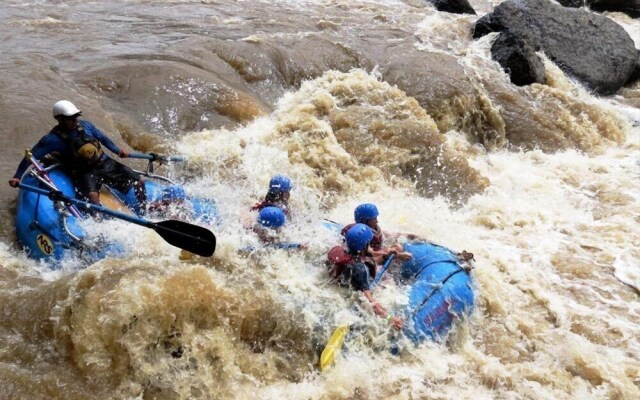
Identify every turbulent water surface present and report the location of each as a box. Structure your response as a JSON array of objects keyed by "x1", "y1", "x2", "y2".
[{"x1": 0, "y1": 0, "x2": 638, "y2": 399}]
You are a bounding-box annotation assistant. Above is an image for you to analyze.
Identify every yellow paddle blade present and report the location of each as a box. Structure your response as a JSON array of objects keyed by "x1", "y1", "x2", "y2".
[{"x1": 319, "y1": 325, "x2": 349, "y2": 371}]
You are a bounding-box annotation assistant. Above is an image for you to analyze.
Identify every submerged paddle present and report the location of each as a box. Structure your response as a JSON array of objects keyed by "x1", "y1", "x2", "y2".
[
  {"x1": 319, "y1": 253, "x2": 396, "y2": 371},
  {"x1": 17, "y1": 183, "x2": 216, "y2": 257},
  {"x1": 319, "y1": 325, "x2": 349, "y2": 371}
]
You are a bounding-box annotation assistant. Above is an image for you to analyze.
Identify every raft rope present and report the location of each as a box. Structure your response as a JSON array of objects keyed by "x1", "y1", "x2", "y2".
[
  {"x1": 405, "y1": 250, "x2": 474, "y2": 317},
  {"x1": 408, "y1": 267, "x2": 468, "y2": 318}
]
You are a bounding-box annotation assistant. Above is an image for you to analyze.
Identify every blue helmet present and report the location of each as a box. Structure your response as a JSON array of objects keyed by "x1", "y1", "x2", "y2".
[
  {"x1": 269, "y1": 175, "x2": 292, "y2": 193},
  {"x1": 162, "y1": 186, "x2": 186, "y2": 202},
  {"x1": 354, "y1": 203, "x2": 379, "y2": 224},
  {"x1": 345, "y1": 223, "x2": 374, "y2": 253},
  {"x1": 258, "y1": 206, "x2": 286, "y2": 229}
]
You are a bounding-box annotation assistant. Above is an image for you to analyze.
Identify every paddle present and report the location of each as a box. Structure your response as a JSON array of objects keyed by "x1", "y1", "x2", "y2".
[
  {"x1": 17, "y1": 183, "x2": 216, "y2": 257},
  {"x1": 372, "y1": 253, "x2": 396, "y2": 287},
  {"x1": 319, "y1": 325, "x2": 349, "y2": 371},
  {"x1": 128, "y1": 152, "x2": 185, "y2": 162},
  {"x1": 319, "y1": 253, "x2": 396, "y2": 371}
]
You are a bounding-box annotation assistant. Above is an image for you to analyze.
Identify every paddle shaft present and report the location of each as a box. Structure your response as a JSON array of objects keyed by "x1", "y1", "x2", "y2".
[
  {"x1": 372, "y1": 253, "x2": 396, "y2": 287},
  {"x1": 128, "y1": 152, "x2": 184, "y2": 162},
  {"x1": 18, "y1": 183, "x2": 216, "y2": 256},
  {"x1": 19, "y1": 183, "x2": 154, "y2": 226}
]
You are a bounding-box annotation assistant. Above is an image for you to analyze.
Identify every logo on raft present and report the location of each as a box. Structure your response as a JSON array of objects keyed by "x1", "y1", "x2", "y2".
[{"x1": 36, "y1": 234, "x2": 54, "y2": 256}]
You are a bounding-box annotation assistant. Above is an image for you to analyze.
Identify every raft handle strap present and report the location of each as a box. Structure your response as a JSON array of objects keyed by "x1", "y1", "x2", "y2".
[{"x1": 408, "y1": 268, "x2": 467, "y2": 317}]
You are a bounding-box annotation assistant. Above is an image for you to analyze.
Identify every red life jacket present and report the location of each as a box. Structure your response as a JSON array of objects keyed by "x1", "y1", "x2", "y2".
[
  {"x1": 327, "y1": 245, "x2": 376, "y2": 280},
  {"x1": 340, "y1": 223, "x2": 384, "y2": 251}
]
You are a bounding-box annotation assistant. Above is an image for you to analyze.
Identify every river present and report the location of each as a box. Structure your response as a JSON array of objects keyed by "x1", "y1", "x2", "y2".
[{"x1": 0, "y1": 1, "x2": 638, "y2": 399}]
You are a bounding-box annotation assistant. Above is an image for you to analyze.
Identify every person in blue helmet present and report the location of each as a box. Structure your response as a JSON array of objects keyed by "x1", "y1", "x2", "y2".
[
  {"x1": 8, "y1": 100, "x2": 146, "y2": 210},
  {"x1": 340, "y1": 203, "x2": 412, "y2": 262},
  {"x1": 250, "y1": 175, "x2": 292, "y2": 216},
  {"x1": 327, "y1": 223, "x2": 404, "y2": 330},
  {"x1": 253, "y1": 206, "x2": 287, "y2": 244},
  {"x1": 148, "y1": 186, "x2": 189, "y2": 218}
]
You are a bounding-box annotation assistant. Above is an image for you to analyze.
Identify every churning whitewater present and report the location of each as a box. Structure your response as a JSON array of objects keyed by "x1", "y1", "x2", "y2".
[{"x1": 0, "y1": 0, "x2": 638, "y2": 399}]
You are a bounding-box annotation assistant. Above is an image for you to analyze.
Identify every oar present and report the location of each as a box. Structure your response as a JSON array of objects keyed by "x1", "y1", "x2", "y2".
[
  {"x1": 319, "y1": 253, "x2": 396, "y2": 371},
  {"x1": 319, "y1": 325, "x2": 349, "y2": 371},
  {"x1": 372, "y1": 253, "x2": 396, "y2": 287},
  {"x1": 321, "y1": 218, "x2": 343, "y2": 234},
  {"x1": 17, "y1": 183, "x2": 216, "y2": 257},
  {"x1": 128, "y1": 152, "x2": 185, "y2": 162}
]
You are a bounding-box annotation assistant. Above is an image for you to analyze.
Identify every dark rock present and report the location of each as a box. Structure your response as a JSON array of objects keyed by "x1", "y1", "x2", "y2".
[
  {"x1": 473, "y1": 14, "x2": 505, "y2": 38},
  {"x1": 588, "y1": 0, "x2": 640, "y2": 18},
  {"x1": 491, "y1": 32, "x2": 546, "y2": 86},
  {"x1": 428, "y1": 0, "x2": 476, "y2": 14},
  {"x1": 556, "y1": 0, "x2": 584, "y2": 7},
  {"x1": 472, "y1": 0, "x2": 638, "y2": 95},
  {"x1": 629, "y1": 51, "x2": 640, "y2": 84}
]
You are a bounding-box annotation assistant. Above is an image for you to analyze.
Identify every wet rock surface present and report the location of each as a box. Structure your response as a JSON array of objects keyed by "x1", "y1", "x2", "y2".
[
  {"x1": 557, "y1": 0, "x2": 585, "y2": 7},
  {"x1": 473, "y1": 0, "x2": 638, "y2": 95},
  {"x1": 491, "y1": 31, "x2": 546, "y2": 87},
  {"x1": 589, "y1": 0, "x2": 640, "y2": 18}
]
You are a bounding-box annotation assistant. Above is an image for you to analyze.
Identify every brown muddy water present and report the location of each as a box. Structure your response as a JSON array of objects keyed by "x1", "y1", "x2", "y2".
[{"x1": 0, "y1": 1, "x2": 638, "y2": 399}]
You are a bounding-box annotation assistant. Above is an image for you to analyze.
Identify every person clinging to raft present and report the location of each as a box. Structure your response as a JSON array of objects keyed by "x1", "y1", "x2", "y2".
[
  {"x1": 253, "y1": 206, "x2": 287, "y2": 244},
  {"x1": 327, "y1": 223, "x2": 404, "y2": 330},
  {"x1": 341, "y1": 203, "x2": 412, "y2": 263}
]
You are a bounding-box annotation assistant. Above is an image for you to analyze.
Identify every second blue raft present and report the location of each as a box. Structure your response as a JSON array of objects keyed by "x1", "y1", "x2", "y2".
[{"x1": 399, "y1": 242, "x2": 475, "y2": 343}]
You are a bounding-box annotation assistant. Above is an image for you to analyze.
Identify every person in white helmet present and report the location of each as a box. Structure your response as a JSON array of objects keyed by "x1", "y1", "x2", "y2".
[{"x1": 8, "y1": 100, "x2": 146, "y2": 210}]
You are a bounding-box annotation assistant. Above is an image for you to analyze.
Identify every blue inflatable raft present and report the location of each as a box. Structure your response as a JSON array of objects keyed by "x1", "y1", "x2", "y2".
[
  {"x1": 322, "y1": 219, "x2": 475, "y2": 343},
  {"x1": 399, "y1": 242, "x2": 475, "y2": 343},
  {"x1": 16, "y1": 160, "x2": 217, "y2": 264}
]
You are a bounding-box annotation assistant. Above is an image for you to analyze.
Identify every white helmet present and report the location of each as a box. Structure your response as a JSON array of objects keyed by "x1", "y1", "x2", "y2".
[{"x1": 52, "y1": 100, "x2": 81, "y2": 118}]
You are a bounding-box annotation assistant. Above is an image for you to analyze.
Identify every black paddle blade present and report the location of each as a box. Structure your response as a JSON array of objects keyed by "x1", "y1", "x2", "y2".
[{"x1": 152, "y1": 220, "x2": 216, "y2": 257}]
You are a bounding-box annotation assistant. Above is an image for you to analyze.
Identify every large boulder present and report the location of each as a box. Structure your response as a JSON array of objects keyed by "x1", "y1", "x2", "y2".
[
  {"x1": 556, "y1": 0, "x2": 640, "y2": 18},
  {"x1": 588, "y1": 0, "x2": 640, "y2": 18},
  {"x1": 427, "y1": 0, "x2": 476, "y2": 14},
  {"x1": 473, "y1": 0, "x2": 638, "y2": 95},
  {"x1": 491, "y1": 32, "x2": 546, "y2": 86}
]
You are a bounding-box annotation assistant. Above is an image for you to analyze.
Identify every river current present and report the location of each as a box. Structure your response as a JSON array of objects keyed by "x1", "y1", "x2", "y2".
[{"x1": 0, "y1": 1, "x2": 638, "y2": 399}]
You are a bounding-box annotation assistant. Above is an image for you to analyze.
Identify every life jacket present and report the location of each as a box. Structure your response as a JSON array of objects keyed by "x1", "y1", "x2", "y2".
[
  {"x1": 340, "y1": 223, "x2": 384, "y2": 251},
  {"x1": 327, "y1": 245, "x2": 376, "y2": 280},
  {"x1": 53, "y1": 123, "x2": 105, "y2": 165}
]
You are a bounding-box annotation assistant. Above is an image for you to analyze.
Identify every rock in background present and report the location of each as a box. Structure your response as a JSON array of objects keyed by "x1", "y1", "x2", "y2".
[
  {"x1": 473, "y1": 0, "x2": 638, "y2": 95},
  {"x1": 427, "y1": 0, "x2": 476, "y2": 14}
]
